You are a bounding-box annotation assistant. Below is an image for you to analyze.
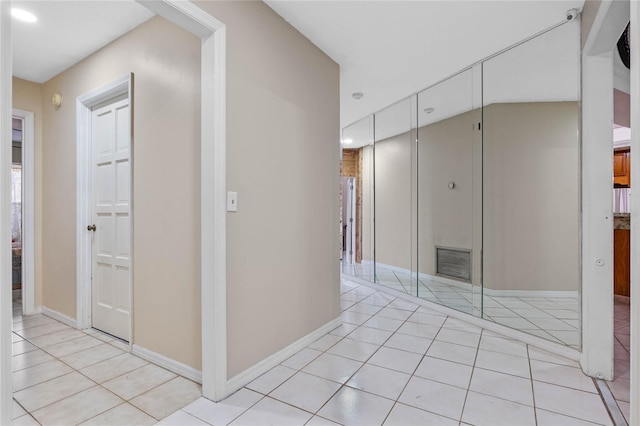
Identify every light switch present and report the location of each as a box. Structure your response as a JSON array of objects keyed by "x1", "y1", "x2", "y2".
[{"x1": 227, "y1": 191, "x2": 238, "y2": 212}]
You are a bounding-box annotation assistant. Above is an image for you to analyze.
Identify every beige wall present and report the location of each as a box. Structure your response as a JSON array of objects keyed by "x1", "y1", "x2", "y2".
[
  {"x1": 41, "y1": 17, "x2": 202, "y2": 368},
  {"x1": 370, "y1": 111, "x2": 477, "y2": 276},
  {"x1": 193, "y1": 1, "x2": 340, "y2": 378},
  {"x1": 12, "y1": 77, "x2": 44, "y2": 307},
  {"x1": 373, "y1": 134, "x2": 412, "y2": 271},
  {"x1": 362, "y1": 101, "x2": 579, "y2": 292},
  {"x1": 418, "y1": 111, "x2": 475, "y2": 277},
  {"x1": 31, "y1": 1, "x2": 339, "y2": 377},
  {"x1": 483, "y1": 102, "x2": 579, "y2": 292}
]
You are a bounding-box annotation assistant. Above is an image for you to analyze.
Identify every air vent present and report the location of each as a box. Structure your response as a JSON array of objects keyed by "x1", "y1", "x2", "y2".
[{"x1": 436, "y1": 247, "x2": 472, "y2": 282}]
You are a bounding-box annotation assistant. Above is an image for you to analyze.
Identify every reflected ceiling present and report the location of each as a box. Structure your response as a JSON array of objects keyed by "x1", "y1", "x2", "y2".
[{"x1": 265, "y1": 0, "x2": 584, "y2": 128}]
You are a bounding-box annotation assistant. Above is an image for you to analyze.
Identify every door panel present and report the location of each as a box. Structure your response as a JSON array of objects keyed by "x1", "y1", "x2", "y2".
[{"x1": 91, "y1": 96, "x2": 131, "y2": 341}]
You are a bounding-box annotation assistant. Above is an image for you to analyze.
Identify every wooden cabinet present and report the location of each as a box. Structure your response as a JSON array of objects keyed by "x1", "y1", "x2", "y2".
[
  {"x1": 614, "y1": 228, "x2": 630, "y2": 297},
  {"x1": 614, "y1": 149, "x2": 630, "y2": 187}
]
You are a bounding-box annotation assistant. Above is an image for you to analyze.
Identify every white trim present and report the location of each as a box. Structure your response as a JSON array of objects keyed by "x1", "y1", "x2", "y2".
[
  {"x1": 76, "y1": 75, "x2": 131, "y2": 333},
  {"x1": 135, "y1": 0, "x2": 227, "y2": 401},
  {"x1": 579, "y1": 0, "x2": 628, "y2": 382},
  {"x1": 372, "y1": 262, "x2": 577, "y2": 298},
  {"x1": 482, "y1": 288, "x2": 578, "y2": 299},
  {"x1": 0, "y1": 2, "x2": 12, "y2": 423},
  {"x1": 12, "y1": 109, "x2": 36, "y2": 315},
  {"x1": 345, "y1": 274, "x2": 581, "y2": 362},
  {"x1": 132, "y1": 344, "x2": 203, "y2": 384},
  {"x1": 225, "y1": 317, "x2": 342, "y2": 397},
  {"x1": 629, "y1": 1, "x2": 639, "y2": 424},
  {"x1": 41, "y1": 306, "x2": 78, "y2": 328}
]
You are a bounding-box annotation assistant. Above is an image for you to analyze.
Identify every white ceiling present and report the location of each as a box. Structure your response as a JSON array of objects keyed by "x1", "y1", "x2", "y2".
[
  {"x1": 265, "y1": 0, "x2": 584, "y2": 129},
  {"x1": 12, "y1": 0, "x2": 154, "y2": 83},
  {"x1": 11, "y1": 0, "x2": 592, "y2": 132}
]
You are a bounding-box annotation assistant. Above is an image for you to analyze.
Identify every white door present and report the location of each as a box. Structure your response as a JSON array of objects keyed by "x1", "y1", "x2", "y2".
[{"x1": 90, "y1": 95, "x2": 131, "y2": 341}]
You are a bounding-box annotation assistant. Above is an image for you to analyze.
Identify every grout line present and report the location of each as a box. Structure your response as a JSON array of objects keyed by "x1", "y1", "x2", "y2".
[
  {"x1": 527, "y1": 344, "x2": 539, "y2": 425},
  {"x1": 12, "y1": 308, "x2": 199, "y2": 424},
  {"x1": 459, "y1": 327, "x2": 484, "y2": 424}
]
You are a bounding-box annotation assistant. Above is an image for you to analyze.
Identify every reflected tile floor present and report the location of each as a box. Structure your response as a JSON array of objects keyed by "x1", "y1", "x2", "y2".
[
  {"x1": 162, "y1": 279, "x2": 612, "y2": 426},
  {"x1": 607, "y1": 298, "x2": 631, "y2": 424},
  {"x1": 341, "y1": 262, "x2": 580, "y2": 348},
  {"x1": 11, "y1": 290, "x2": 201, "y2": 425}
]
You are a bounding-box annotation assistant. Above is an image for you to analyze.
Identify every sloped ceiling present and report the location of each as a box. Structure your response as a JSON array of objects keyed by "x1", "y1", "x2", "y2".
[
  {"x1": 265, "y1": 0, "x2": 585, "y2": 128},
  {"x1": 12, "y1": 0, "x2": 154, "y2": 83}
]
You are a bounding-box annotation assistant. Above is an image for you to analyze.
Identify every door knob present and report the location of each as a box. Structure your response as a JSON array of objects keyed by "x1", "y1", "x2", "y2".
[{"x1": 87, "y1": 224, "x2": 96, "y2": 232}]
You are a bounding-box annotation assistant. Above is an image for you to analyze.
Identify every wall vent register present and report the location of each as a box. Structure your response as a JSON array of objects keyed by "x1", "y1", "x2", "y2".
[{"x1": 436, "y1": 247, "x2": 472, "y2": 282}]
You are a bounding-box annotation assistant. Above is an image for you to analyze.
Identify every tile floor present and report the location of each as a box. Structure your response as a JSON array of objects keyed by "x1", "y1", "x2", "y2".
[
  {"x1": 162, "y1": 278, "x2": 612, "y2": 426},
  {"x1": 11, "y1": 290, "x2": 201, "y2": 425},
  {"x1": 607, "y1": 298, "x2": 631, "y2": 424},
  {"x1": 341, "y1": 262, "x2": 580, "y2": 348}
]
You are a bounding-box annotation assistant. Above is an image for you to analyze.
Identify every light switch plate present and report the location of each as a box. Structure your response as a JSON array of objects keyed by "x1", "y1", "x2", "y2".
[{"x1": 227, "y1": 191, "x2": 238, "y2": 212}]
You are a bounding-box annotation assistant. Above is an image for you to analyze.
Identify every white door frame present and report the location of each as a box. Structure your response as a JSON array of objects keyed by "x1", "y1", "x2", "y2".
[
  {"x1": 134, "y1": 0, "x2": 228, "y2": 401},
  {"x1": 76, "y1": 75, "x2": 133, "y2": 344},
  {"x1": 12, "y1": 109, "x2": 35, "y2": 316},
  {"x1": 582, "y1": 2, "x2": 638, "y2": 423},
  {"x1": 629, "y1": 2, "x2": 639, "y2": 424},
  {"x1": 0, "y1": 1, "x2": 12, "y2": 422},
  {"x1": 580, "y1": 0, "x2": 629, "y2": 381},
  {"x1": 0, "y1": 1, "x2": 228, "y2": 422}
]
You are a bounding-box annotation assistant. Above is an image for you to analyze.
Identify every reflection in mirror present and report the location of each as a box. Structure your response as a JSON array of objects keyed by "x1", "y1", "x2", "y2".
[
  {"x1": 417, "y1": 68, "x2": 482, "y2": 315},
  {"x1": 341, "y1": 116, "x2": 374, "y2": 283},
  {"x1": 482, "y1": 22, "x2": 580, "y2": 348},
  {"x1": 372, "y1": 97, "x2": 417, "y2": 295}
]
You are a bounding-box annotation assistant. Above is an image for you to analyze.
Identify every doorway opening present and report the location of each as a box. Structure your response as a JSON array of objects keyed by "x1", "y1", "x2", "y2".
[
  {"x1": 341, "y1": 176, "x2": 356, "y2": 265},
  {"x1": 608, "y1": 22, "x2": 632, "y2": 424},
  {"x1": 340, "y1": 148, "x2": 364, "y2": 277},
  {"x1": 11, "y1": 118, "x2": 22, "y2": 315},
  {"x1": 10, "y1": 109, "x2": 35, "y2": 319},
  {"x1": 3, "y1": 1, "x2": 228, "y2": 422}
]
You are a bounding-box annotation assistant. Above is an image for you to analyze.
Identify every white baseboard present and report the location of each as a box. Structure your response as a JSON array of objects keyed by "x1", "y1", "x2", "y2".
[
  {"x1": 132, "y1": 344, "x2": 202, "y2": 384},
  {"x1": 41, "y1": 306, "x2": 77, "y2": 328},
  {"x1": 224, "y1": 317, "x2": 342, "y2": 398},
  {"x1": 482, "y1": 288, "x2": 578, "y2": 298},
  {"x1": 345, "y1": 274, "x2": 581, "y2": 362},
  {"x1": 21, "y1": 306, "x2": 42, "y2": 316},
  {"x1": 363, "y1": 262, "x2": 577, "y2": 298}
]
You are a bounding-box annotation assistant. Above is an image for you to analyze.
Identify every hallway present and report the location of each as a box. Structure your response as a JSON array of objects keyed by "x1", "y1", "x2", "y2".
[{"x1": 11, "y1": 291, "x2": 201, "y2": 425}]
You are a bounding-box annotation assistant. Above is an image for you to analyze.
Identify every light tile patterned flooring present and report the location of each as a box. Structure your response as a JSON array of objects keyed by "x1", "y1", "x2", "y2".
[
  {"x1": 608, "y1": 298, "x2": 631, "y2": 424},
  {"x1": 162, "y1": 279, "x2": 612, "y2": 426},
  {"x1": 341, "y1": 262, "x2": 580, "y2": 348},
  {"x1": 11, "y1": 291, "x2": 201, "y2": 425}
]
